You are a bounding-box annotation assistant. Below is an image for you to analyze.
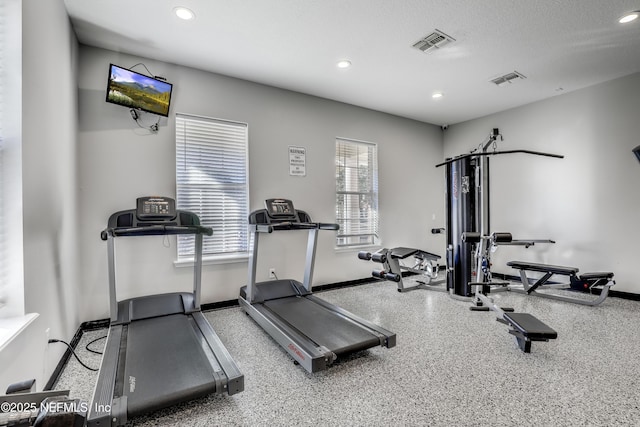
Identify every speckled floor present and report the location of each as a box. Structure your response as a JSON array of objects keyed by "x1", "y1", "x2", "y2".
[{"x1": 55, "y1": 279, "x2": 640, "y2": 426}]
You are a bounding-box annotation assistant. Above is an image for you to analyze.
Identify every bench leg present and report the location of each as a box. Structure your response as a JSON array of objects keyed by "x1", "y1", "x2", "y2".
[
  {"x1": 395, "y1": 256, "x2": 447, "y2": 293},
  {"x1": 523, "y1": 271, "x2": 553, "y2": 293},
  {"x1": 508, "y1": 331, "x2": 532, "y2": 353},
  {"x1": 512, "y1": 285, "x2": 612, "y2": 306},
  {"x1": 387, "y1": 257, "x2": 406, "y2": 291},
  {"x1": 512, "y1": 271, "x2": 613, "y2": 306}
]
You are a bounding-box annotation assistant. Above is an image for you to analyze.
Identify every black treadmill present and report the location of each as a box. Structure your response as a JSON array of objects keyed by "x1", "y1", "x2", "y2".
[
  {"x1": 239, "y1": 198, "x2": 396, "y2": 373},
  {"x1": 88, "y1": 197, "x2": 243, "y2": 426}
]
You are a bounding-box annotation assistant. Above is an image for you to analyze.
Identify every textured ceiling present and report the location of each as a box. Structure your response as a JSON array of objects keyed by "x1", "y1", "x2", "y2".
[{"x1": 64, "y1": 0, "x2": 640, "y2": 125}]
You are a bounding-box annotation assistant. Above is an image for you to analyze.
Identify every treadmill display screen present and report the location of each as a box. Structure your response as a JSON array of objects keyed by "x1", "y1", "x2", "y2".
[
  {"x1": 136, "y1": 196, "x2": 176, "y2": 220},
  {"x1": 265, "y1": 199, "x2": 296, "y2": 219}
]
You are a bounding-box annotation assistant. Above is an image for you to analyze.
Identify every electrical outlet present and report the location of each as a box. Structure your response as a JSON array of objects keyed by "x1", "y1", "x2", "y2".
[{"x1": 269, "y1": 268, "x2": 277, "y2": 279}]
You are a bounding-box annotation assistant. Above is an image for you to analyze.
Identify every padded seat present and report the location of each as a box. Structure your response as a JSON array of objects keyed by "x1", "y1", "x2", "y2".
[
  {"x1": 389, "y1": 247, "x2": 441, "y2": 260},
  {"x1": 503, "y1": 313, "x2": 557, "y2": 340},
  {"x1": 579, "y1": 272, "x2": 614, "y2": 280},
  {"x1": 506, "y1": 261, "x2": 578, "y2": 276},
  {"x1": 501, "y1": 312, "x2": 557, "y2": 353},
  {"x1": 389, "y1": 247, "x2": 420, "y2": 259}
]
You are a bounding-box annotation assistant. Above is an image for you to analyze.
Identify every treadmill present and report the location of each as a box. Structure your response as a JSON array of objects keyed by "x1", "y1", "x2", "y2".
[
  {"x1": 239, "y1": 198, "x2": 396, "y2": 373},
  {"x1": 88, "y1": 197, "x2": 243, "y2": 426}
]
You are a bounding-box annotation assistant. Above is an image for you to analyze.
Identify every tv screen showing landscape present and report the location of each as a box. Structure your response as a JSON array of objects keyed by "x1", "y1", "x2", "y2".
[{"x1": 106, "y1": 64, "x2": 173, "y2": 117}]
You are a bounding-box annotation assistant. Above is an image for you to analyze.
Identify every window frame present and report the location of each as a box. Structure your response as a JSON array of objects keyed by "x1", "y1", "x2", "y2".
[{"x1": 335, "y1": 137, "x2": 379, "y2": 249}]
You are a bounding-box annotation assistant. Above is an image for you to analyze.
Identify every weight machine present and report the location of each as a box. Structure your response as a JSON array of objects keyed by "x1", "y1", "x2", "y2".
[{"x1": 436, "y1": 129, "x2": 564, "y2": 352}]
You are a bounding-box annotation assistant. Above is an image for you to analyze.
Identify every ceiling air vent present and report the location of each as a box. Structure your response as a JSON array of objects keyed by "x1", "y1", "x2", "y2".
[
  {"x1": 490, "y1": 71, "x2": 526, "y2": 86},
  {"x1": 412, "y1": 29, "x2": 455, "y2": 53}
]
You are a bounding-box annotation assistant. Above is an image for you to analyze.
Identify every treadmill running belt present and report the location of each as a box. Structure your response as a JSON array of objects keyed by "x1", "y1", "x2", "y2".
[
  {"x1": 122, "y1": 314, "x2": 218, "y2": 416},
  {"x1": 264, "y1": 297, "x2": 380, "y2": 355}
]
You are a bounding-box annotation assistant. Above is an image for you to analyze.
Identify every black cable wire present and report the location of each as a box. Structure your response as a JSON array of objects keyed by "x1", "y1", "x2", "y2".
[
  {"x1": 48, "y1": 339, "x2": 99, "y2": 372},
  {"x1": 129, "y1": 62, "x2": 153, "y2": 76},
  {"x1": 129, "y1": 108, "x2": 161, "y2": 133},
  {"x1": 85, "y1": 335, "x2": 107, "y2": 355},
  {"x1": 129, "y1": 62, "x2": 166, "y2": 81}
]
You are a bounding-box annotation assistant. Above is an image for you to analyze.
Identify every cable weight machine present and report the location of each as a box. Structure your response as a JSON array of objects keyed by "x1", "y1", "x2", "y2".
[
  {"x1": 437, "y1": 128, "x2": 564, "y2": 297},
  {"x1": 436, "y1": 129, "x2": 564, "y2": 352}
]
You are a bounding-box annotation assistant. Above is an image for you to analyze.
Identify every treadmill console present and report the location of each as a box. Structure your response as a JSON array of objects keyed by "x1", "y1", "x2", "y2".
[
  {"x1": 103, "y1": 197, "x2": 212, "y2": 240},
  {"x1": 136, "y1": 196, "x2": 176, "y2": 221},
  {"x1": 264, "y1": 198, "x2": 297, "y2": 221},
  {"x1": 250, "y1": 198, "x2": 315, "y2": 225}
]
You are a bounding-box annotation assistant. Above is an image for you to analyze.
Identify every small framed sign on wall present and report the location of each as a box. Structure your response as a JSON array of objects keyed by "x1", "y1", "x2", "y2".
[{"x1": 289, "y1": 146, "x2": 306, "y2": 176}]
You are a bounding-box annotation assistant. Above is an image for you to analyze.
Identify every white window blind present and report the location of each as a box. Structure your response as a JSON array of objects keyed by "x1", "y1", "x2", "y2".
[
  {"x1": 176, "y1": 113, "x2": 249, "y2": 259},
  {"x1": 335, "y1": 138, "x2": 379, "y2": 247}
]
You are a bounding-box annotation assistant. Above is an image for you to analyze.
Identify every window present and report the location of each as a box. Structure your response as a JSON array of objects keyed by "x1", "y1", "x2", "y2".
[
  {"x1": 175, "y1": 113, "x2": 249, "y2": 260},
  {"x1": 335, "y1": 138, "x2": 379, "y2": 247}
]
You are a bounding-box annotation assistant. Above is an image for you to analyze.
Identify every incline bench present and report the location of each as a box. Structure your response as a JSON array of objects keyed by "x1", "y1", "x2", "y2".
[{"x1": 506, "y1": 261, "x2": 615, "y2": 306}]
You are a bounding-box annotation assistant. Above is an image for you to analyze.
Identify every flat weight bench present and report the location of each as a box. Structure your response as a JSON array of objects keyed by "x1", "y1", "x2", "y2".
[
  {"x1": 469, "y1": 281, "x2": 557, "y2": 353},
  {"x1": 499, "y1": 312, "x2": 558, "y2": 353},
  {"x1": 506, "y1": 261, "x2": 615, "y2": 306}
]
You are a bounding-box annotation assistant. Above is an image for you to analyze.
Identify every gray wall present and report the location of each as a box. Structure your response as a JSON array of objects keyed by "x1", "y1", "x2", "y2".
[
  {"x1": 1, "y1": 0, "x2": 80, "y2": 391},
  {"x1": 443, "y1": 72, "x2": 640, "y2": 293},
  {"x1": 77, "y1": 45, "x2": 444, "y2": 321}
]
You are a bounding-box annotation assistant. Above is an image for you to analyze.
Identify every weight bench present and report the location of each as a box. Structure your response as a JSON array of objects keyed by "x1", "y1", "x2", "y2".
[
  {"x1": 358, "y1": 247, "x2": 444, "y2": 292},
  {"x1": 506, "y1": 261, "x2": 615, "y2": 306},
  {"x1": 469, "y1": 282, "x2": 557, "y2": 353},
  {"x1": 498, "y1": 312, "x2": 558, "y2": 353}
]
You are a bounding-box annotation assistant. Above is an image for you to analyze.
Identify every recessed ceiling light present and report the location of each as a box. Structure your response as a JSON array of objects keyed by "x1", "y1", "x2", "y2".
[
  {"x1": 432, "y1": 92, "x2": 444, "y2": 99},
  {"x1": 336, "y1": 60, "x2": 352, "y2": 69},
  {"x1": 174, "y1": 7, "x2": 195, "y2": 20},
  {"x1": 619, "y1": 11, "x2": 639, "y2": 23}
]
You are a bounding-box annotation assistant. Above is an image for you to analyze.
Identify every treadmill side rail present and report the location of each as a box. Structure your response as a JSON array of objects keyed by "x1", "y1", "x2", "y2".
[
  {"x1": 239, "y1": 296, "x2": 336, "y2": 373},
  {"x1": 87, "y1": 326, "x2": 125, "y2": 427},
  {"x1": 192, "y1": 312, "x2": 245, "y2": 395},
  {"x1": 307, "y1": 295, "x2": 397, "y2": 348}
]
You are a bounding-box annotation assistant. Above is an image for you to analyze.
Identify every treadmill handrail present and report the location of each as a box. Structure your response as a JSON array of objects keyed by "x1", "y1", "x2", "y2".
[
  {"x1": 101, "y1": 224, "x2": 213, "y2": 240},
  {"x1": 251, "y1": 224, "x2": 274, "y2": 233},
  {"x1": 251, "y1": 222, "x2": 339, "y2": 232},
  {"x1": 271, "y1": 222, "x2": 321, "y2": 230},
  {"x1": 318, "y1": 223, "x2": 340, "y2": 231}
]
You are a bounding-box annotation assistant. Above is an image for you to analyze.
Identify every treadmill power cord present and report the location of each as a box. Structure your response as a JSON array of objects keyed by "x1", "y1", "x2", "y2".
[
  {"x1": 48, "y1": 339, "x2": 99, "y2": 372},
  {"x1": 85, "y1": 335, "x2": 107, "y2": 355}
]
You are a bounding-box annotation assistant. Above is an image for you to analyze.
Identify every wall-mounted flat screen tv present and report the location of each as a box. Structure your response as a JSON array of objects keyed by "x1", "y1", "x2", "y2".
[{"x1": 105, "y1": 64, "x2": 173, "y2": 117}]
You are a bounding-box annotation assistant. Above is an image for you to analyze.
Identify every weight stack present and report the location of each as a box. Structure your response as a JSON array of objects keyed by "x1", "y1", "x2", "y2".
[{"x1": 445, "y1": 156, "x2": 477, "y2": 297}]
